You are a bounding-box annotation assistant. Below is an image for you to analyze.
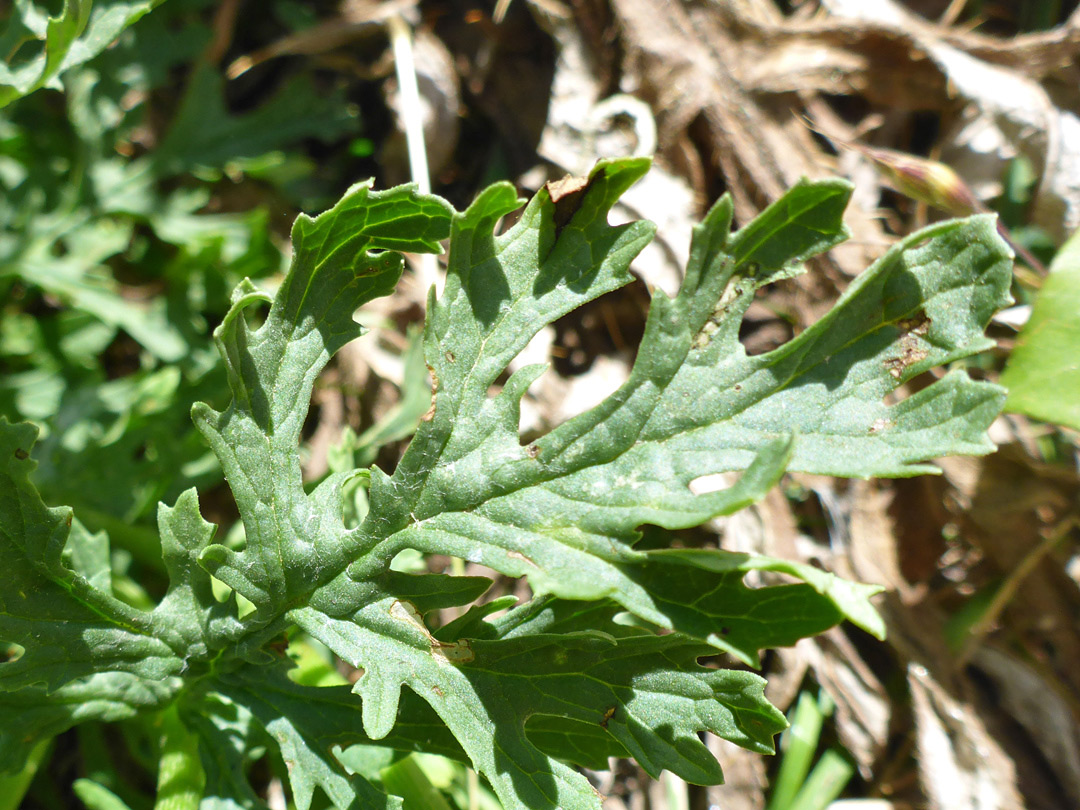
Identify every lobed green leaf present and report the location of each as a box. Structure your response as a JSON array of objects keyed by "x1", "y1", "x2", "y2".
[{"x1": 0, "y1": 158, "x2": 1014, "y2": 809}]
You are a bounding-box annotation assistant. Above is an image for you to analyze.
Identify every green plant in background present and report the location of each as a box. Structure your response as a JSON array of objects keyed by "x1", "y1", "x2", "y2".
[
  {"x1": 1001, "y1": 224, "x2": 1080, "y2": 431},
  {"x1": 0, "y1": 151, "x2": 1013, "y2": 809},
  {"x1": 0, "y1": 0, "x2": 360, "y2": 556},
  {"x1": 0, "y1": 0, "x2": 169, "y2": 109},
  {"x1": 766, "y1": 691, "x2": 853, "y2": 810}
]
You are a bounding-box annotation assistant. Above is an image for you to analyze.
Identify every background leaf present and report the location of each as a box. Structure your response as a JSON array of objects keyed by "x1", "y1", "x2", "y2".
[
  {"x1": 0, "y1": 0, "x2": 167, "y2": 108},
  {"x1": 1001, "y1": 226, "x2": 1080, "y2": 429}
]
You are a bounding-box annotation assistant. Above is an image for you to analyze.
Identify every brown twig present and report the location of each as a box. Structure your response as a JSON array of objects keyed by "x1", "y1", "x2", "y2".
[{"x1": 956, "y1": 517, "x2": 1077, "y2": 668}]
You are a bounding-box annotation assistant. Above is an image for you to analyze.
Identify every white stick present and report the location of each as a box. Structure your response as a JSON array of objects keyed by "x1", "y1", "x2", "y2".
[{"x1": 387, "y1": 14, "x2": 440, "y2": 291}]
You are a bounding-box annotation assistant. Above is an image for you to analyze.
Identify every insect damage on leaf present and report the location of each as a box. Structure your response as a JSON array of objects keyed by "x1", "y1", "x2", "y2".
[
  {"x1": 885, "y1": 311, "x2": 933, "y2": 379},
  {"x1": 389, "y1": 599, "x2": 475, "y2": 664},
  {"x1": 0, "y1": 158, "x2": 1014, "y2": 810}
]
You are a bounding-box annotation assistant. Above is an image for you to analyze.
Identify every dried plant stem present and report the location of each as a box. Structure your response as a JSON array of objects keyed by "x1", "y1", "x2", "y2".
[
  {"x1": 939, "y1": 0, "x2": 969, "y2": 26},
  {"x1": 957, "y1": 519, "x2": 1076, "y2": 668},
  {"x1": 388, "y1": 15, "x2": 430, "y2": 196},
  {"x1": 388, "y1": 14, "x2": 440, "y2": 291}
]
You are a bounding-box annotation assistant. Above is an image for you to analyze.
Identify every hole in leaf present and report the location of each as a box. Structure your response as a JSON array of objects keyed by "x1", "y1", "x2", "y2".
[
  {"x1": 882, "y1": 368, "x2": 941, "y2": 408},
  {"x1": 738, "y1": 292, "x2": 795, "y2": 357},
  {"x1": 785, "y1": 481, "x2": 832, "y2": 549},
  {"x1": 550, "y1": 283, "x2": 649, "y2": 376},
  {"x1": 232, "y1": 292, "x2": 271, "y2": 334},
  {"x1": 236, "y1": 591, "x2": 257, "y2": 618},
  {"x1": 284, "y1": 632, "x2": 349, "y2": 687},
  {"x1": 390, "y1": 548, "x2": 427, "y2": 574},
  {"x1": 689, "y1": 472, "x2": 735, "y2": 496}
]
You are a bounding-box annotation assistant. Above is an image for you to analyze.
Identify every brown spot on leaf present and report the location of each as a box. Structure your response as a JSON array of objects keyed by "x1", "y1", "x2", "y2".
[
  {"x1": 423, "y1": 364, "x2": 439, "y2": 422},
  {"x1": 546, "y1": 173, "x2": 590, "y2": 203},
  {"x1": 14, "y1": 448, "x2": 28, "y2": 460},
  {"x1": 546, "y1": 173, "x2": 594, "y2": 233},
  {"x1": 525, "y1": 443, "x2": 540, "y2": 459},
  {"x1": 885, "y1": 312, "x2": 931, "y2": 379},
  {"x1": 507, "y1": 550, "x2": 536, "y2": 567},
  {"x1": 389, "y1": 600, "x2": 475, "y2": 664},
  {"x1": 897, "y1": 312, "x2": 931, "y2": 336},
  {"x1": 434, "y1": 638, "x2": 474, "y2": 664}
]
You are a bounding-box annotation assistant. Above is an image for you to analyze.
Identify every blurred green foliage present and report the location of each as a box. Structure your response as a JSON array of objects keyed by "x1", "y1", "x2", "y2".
[
  {"x1": 0, "y1": 3, "x2": 372, "y2": 806},
  {"x1": 0, "y1": 0, "x2": 360, "y2": 539}
]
